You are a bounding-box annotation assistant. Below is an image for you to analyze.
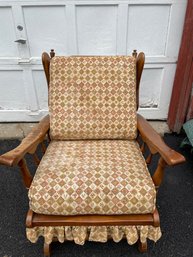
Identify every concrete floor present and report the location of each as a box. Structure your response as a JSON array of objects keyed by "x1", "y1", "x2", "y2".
[
  {"x1": 0, "y1": 134, "x2": 193, "y2": 257},
  {"x1": 0, "y1": 121, "x2": 170, "y2": 139}
]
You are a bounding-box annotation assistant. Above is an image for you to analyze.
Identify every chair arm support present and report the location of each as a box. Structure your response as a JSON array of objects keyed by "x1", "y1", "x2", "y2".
[
  {"x1": 0, "y1": 115, "x2": 50, "y2": 167},
  {"x1": 137, "y1": 114, "x2": 185, "y2": 166}
]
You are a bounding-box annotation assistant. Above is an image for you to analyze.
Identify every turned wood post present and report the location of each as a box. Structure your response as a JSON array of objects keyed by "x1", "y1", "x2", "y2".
[
  {"x1": 152, "y1": 157, "x2": 166, "y2": 188},
  {"x1": 132, "y1": 49, "x2": 137, "y2": 58},
  {"x1": 50, "y1": 49, "x2": 55, "y2": 58},
  {"x1": 18, "y1": 159, "x2": 33, "y2": 189}
]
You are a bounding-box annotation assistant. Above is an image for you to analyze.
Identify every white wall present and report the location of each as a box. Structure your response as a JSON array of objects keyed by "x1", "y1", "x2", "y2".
[{"x1": 0, "y1": 0, "x2": 187, "y2": 121}]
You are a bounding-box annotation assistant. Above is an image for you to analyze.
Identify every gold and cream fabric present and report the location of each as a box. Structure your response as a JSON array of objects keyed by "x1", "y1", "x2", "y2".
[
  {"x1": 49, "y1": 56, "x2": 137, "y2": 140},
  {"x1": 26, "y1": 225, "x2": 161, "y2": 245},
  {"x1": 29, "y1": 140, "x2": 156, "y2": 215}
]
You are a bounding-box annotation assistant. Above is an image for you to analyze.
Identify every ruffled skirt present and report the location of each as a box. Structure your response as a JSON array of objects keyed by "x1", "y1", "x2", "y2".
[{"x1": 27, "y1": 225, "x2": 161, "y2": 245}]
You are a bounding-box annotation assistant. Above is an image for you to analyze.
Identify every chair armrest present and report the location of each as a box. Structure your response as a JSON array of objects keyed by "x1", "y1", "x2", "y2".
[
  {"x1": 0, "y1": 115, "x2": 50, "y2": 167},
  {"x1": 137, "y1": 114, "x2": 185, "y2": 166}
]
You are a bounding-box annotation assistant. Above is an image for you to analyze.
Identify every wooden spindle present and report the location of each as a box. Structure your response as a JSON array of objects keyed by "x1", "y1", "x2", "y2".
[
  {"x1": 33, "y1": 153, "x2": 40, "y2": 166},
  {"x1": 140, "y1": 142, "x2": 145, "y2": 154},
  {"x1": 50, "y1": 49, "x2": 55, "y2": 58},
  {"x1": 44, "y1": 242, "x2": 51, "y2": 257},
  {"x1": 47, "y1": 131, "x2": 51, "y2": 142},
  {"x1": 132, "y1": 49, "x2": 137, "y2": 58},
  {"x1": 152, "y1": 157, "x2": 166, "y2": 188},
  {"x1": 146, "y1": 153, "x2": 152, "y2": 164},
  {"x1": 41, "y1": 142, "x2": 47, "y2": 154},
  {"x1": 138, "y1": 239, "x2": 147, "y2": 252},
  {"x1": 18, "y1": 159, "x2": 33, "y2": 189}
]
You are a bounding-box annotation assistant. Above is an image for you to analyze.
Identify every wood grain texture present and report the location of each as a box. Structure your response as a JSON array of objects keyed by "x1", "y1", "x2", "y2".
[
  {"x1": 138, "y1": 240, "x2": 147, "y2": 252},
  {"x1": 136, "y1": 52, "x2": 145, "y2": 109},
  {"x1": 26, "y1": 209, "x2": 160, "y2": 228},
  {"x1": 44, "y1": 243, "x2": 51, "y2": 257},
  {"x1": 42, "y1": 53, "x2": 51, "y2": 86},
  {"x1": 137, "y1": 114, "x2": 185, "y2": 166},
  {"x1": 187, "y1": 91, "x2": 193, "y2": 120},
  {"x1": 152, "y1": 157, "x2": 166, "y2": 188},
  {"x1": 42, "y1": 50, "x2": 55, "y2": 90},
  {"x1": 168, "y1": 0, "x2": 193, "y2": 132},
  {"x1": 18, "y1": 158, "x2": 33, "y2": 188},
  {"x1": 0, "y1": 115, "x2": 50, "y2": 166}
]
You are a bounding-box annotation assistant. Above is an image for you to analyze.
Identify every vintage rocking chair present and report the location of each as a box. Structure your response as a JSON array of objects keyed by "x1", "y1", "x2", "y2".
[{"x1": 0, "y1": 49, "x2": 185, "y2": 256}]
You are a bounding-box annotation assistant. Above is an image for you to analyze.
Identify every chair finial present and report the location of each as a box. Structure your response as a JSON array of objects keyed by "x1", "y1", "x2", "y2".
[
  {"x1": 132, "y1": 49, "x2": 137, "y2": 58},
  {"x1": 50, "y1": 49, "x2": 55, "y2": 58}
]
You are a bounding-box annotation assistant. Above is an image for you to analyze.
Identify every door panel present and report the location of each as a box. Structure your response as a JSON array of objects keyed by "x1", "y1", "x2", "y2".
[
  {"x1": 23, "y1": 6, "x2": 67, "y2": 57},
  {"x1": 32, "y1": 69, "x2": 48, "y2": 110},
  {"x1": 139, "y1": 68, "x2": 163, "y2": 108},
  {"x1": 0, "y1": 70, "x2": 27, "y2": 109},
  {"x1": 0, "y1": 0, "x2": 187, "y2": 121},
  {"x1": 76, "y1": 5, "x2": 118, "y2": 55},
  {"x1": 0, "y1": 7, "x2": 18, "y2": 57},
  {"x1": 127, "y1": 5, "x2": 170, "y2": 56}
]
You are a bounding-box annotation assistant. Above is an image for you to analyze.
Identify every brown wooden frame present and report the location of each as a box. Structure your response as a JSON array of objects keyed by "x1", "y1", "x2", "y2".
[{"x1": 0, "y1": 50, "x2": 185, "y2": 257}]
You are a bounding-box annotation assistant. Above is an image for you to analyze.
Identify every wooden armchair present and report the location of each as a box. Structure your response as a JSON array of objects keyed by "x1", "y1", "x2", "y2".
[{"x1": 0, "y1": 50, "x2": 185, "y2": 257}]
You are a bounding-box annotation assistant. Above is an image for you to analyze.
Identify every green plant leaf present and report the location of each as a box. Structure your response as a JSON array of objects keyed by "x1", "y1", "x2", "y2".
[{"x1": 183, "y1": 119, "x2": 193, "y2": 147}]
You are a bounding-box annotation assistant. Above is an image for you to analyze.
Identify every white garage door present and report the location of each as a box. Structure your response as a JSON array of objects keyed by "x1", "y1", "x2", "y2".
[{"x1": 0, "y1": 0, "x2": 187, "y2": 121}]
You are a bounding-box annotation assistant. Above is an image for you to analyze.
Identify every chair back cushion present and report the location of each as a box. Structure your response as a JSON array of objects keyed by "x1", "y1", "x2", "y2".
[{"x1": 49, "y1": 56, "x2": 137, "y2": 140}]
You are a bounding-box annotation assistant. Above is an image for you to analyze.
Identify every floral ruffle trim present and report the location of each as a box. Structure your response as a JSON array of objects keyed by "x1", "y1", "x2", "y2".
[{"x1": 26, "y1": 225, "x2": 161, "y2": 245}]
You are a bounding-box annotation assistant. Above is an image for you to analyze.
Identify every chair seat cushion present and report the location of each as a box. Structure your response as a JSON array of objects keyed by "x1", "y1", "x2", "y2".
[{"x1": 29, "y1": 140, "x2": 156, "y2": 215}]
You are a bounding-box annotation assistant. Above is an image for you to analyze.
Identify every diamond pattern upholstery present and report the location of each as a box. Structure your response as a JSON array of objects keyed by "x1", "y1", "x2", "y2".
[
  {"x1": 29, "y1": 140, "x2": 156, "y2": 215},
  {"x1": 49, "y1": 56, "x2": 137, "y2": 140}
]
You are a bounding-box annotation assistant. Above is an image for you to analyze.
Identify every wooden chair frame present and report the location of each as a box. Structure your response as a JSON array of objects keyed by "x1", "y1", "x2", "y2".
[{"x1": 0, "y1": 50, "x2": 185, "y2": 257}]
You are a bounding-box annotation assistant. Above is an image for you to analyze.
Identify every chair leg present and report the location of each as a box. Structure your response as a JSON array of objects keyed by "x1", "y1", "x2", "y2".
[
  {"x1": 138, "y1": 239, "x2": 147, "y2": 253},
  {"x1": 44, "y1": 242, "x2": 51, "y2": 257}
]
